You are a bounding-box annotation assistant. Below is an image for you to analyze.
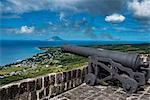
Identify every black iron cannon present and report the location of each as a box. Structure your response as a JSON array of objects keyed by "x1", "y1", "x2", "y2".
[{"x1": 61, "y1": 45, "x2": 150, "y2": 93}]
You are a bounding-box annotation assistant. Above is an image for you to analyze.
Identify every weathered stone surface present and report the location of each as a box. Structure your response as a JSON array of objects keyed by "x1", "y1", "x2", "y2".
[
  {"x1": 0, "y1": 67, "x2": 86, "y2": 100},
  {"x1": 56, "y1": 73, "x2": 62, "y2": 84},
  {"x1": 82, "y1": 67, "x2": 86, "y2": 82},
  {"x1": 70, "y1": 80, "x2": 74, "y2": 88},
  {"x1": 36, "y1": 78, "x2": 43, "y2": 90},
  {"x1": 19, "y1": 92, "x2": 29, "y2": 100},
  {"x1": 55, "y1": 86, "x2": 61, "y2": 95},
  {"x1": 50, "y1": 74, "x2": 55, "y2": 85},
  {"x1": 72, "y1": 69, "x2": 77, "y2": 79},
  {"x1": 31, "y1": 91, "x2": 37, "y2": 100},
  {"x1": 85, "y1": 67, "x2": 88, "y2": 74},
  {"x1": 28, "y1": 80, "x2": 35, "y2": 92},
  {"x1": 75, "y1": 79, "x2": 80, "y2": 87},
  {"x1": 8, "y1": 84, "x2": 19, "y2": 99},
  {"x1": 141, "y1": 94, "x2": 150, "y2": 100},
  {"x1": 66, "y1": 81, "x2": 71, "y2": 90},
  {"x1": 0, "y1": 88, "x2": 8, "y2": 100},
  {"x1": 43, "y1": 98, "x2": 48, "y2": 100},
  {"x1": 51, "y1": 86, "x2": 56, "y2": 96},
  {"x1": 45, "y1": 86, "x2": 49, "y2": 96},
  {"x1": 51, "y1": 84, "x2": 150, "y2": 100},
  {"x1": 67, "y1": 71, "x2": 71, "y2": 81},
  {"x1": 62, "y1": 72, "x2": 67, "y2": 82},
  {"x1": 44, "y1": 76, "x2": 50, "y2": 87},
  {"x1": 77, "y1": 69, "x2": 82, "y2": 78},
  {"x1": 60, "y1": 83, "x2": 65, "y2": 92},
  {"x1": 39, "y1": 90, "x2": 44, "y2": 99},
  {"x1": 19, "y1": 82, "x2": 27, "y2": 94}
]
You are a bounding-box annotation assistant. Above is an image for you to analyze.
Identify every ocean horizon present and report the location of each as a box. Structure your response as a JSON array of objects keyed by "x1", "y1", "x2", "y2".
[{"x1": 0, "y1": 40, "x2": 149, "y2": 66}]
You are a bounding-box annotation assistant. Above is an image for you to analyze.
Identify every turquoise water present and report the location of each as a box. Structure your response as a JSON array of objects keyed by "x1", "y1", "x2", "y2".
[{"x1": 0, "y1": 40, "x2": 149, "y2": 66}]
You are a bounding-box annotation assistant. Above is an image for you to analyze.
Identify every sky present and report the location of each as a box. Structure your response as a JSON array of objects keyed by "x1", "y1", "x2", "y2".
[{"x1": 0, "y1": 0, "x2": 150, "y2": 41}]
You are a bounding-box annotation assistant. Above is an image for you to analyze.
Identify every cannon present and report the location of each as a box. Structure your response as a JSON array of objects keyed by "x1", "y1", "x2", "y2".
[{"x1": 61, "y1": 45, "x2": 150, "y2": 93}]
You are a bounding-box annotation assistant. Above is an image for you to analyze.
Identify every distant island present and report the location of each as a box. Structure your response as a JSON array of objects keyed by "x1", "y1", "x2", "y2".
[
  {"x1": 48, "y1": 36, "x2": 64, "y2": 41},
  {"x1": 0, "y1": 43, "x2": 149, "y2": 85}
]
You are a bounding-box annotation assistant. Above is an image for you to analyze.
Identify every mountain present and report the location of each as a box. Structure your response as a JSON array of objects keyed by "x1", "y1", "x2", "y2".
[{"x1": 48, "y1": 36, "x2": 64, "y2": 41}]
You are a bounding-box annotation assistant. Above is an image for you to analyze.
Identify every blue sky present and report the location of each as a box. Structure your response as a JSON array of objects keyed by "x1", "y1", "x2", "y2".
[{"x1": 0, "y1": 0, "x2": 150, "y2": 41}]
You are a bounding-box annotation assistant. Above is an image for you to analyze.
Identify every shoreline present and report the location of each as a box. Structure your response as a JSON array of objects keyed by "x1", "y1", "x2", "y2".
[
  {"x1": 0, "y1": 47, "x2": 44, "y2": 67},
  {"x1": 1, "y1": 40, "x2": 149, "y2": 66},
  {"x1": 1, "y1": 43, "x2": 150, "y2": 67}
]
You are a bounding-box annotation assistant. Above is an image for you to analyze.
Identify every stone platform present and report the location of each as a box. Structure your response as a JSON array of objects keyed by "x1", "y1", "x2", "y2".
[{"x1": 51, "y1": 83, "x2": 150, "y2": 100}]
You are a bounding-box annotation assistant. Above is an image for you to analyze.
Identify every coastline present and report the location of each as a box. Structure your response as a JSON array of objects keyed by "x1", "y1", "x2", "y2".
[
  {"x1": 1, "y1": 42, "x2": 150, "y2": 67},
  {"x1": 0, "y1": 46, "x2": 43, "y2": 67},
  {"x1": 0, "y1": 43, "x2": 150, "y2": 85}
]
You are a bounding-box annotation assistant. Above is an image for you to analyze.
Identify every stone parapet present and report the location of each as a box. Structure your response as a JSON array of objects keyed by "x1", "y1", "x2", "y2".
[{"x1": 0, "y1": 66, "x2": 88, "y2": 100}]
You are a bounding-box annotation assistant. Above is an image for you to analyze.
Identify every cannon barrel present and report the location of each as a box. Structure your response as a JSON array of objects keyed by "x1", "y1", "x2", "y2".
[{"x1": 61, "y1": 45, "x2": 145, "y2": 70}]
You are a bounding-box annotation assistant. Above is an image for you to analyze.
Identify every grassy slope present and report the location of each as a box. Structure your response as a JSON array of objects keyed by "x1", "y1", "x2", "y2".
[{"x1": 0, "y1": 44, "x2": 149, "y2": 86}]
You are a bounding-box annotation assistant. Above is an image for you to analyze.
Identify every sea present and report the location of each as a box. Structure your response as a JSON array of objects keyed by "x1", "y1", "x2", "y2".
[{"x1": 0, "y1": 40, "x2": 149, "y2": 66}]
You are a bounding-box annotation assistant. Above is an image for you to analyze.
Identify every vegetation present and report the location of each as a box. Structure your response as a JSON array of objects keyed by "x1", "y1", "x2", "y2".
[
  {"x1": 89, "y1": 44, "x2": 150, "y2": 54},
  {"x1": 0, "y1": 43, "x2": 149, "y2": 86}
]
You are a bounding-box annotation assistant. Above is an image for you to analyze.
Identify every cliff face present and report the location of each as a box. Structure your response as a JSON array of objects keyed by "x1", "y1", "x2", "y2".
[{"x1": 0, "y1": 67, "x2": 88, "y2": 100}]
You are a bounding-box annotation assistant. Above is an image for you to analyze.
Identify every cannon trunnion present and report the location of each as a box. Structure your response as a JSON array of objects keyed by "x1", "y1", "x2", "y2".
[{"x1": 61, "y1": 45, "x2": 150, "y2": 94}]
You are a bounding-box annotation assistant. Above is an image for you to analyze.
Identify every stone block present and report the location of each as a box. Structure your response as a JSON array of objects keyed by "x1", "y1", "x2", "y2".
[
  {"x1": 28, "y1": 80, "x2": 35, "y2": 92},
  {"x1": 55, "y1": 85, "x2": 61, "y2": 95},
  {"x1": 70, "y1": 80, "x2": 74, "y2": 89},
  {"x1": 31, "y1": 91, "x2": 37, "y2": 100},
  {"x1": 81, "y1": 70, "x2": 85, "y2": 82},
  {"x1": 60, "y1": 83, "x2": 65, "y2": 92},
  {"x1": 44, "y1": 76, "x2": 50, "y2": 88},
  {"x1": 43, "y1": 98, "x2": 48, "y2": 100},
  {"x1": 67, "y1": 71, "x2": 71, "y2": 81},
  {"x1": 66, "y1": 81, "x2": 71, "y2": 90},
  {"x1": 77, "y1": 69, "x2": 82, "y2": 78},
  {"x1": 50, "y1": 86, "x2": 56, "y2": 96},
  {"x1": 8, "y1": 84, "x2": 19, "y2": 99},
  {"x1": 45, "y1": 86, "x2": 49, "y2": 96},
  {"x1": 39, "y1": 90, "x2": 44, "y2": 99},
  {"x1": 19, "y1": 92, "x2": 29, "y2": 100},
  {"x1": 36, "y1": 78, "x2": 43, "y2": 90},
  {"x1": 50, "y1": 74, "x2": 55, "y2": 85},
  {"x1": 62, "y1": 72, "x2": 67, "y2": 82},
  {"x1": 0, "y1": 88, "x2": 8, "y2": 100},
  {"x1": 141, "y1": 94, "x2": 150, "y2": 100},
  {"x1": 50, "y1": 85, "x2": 61, "y2": 96},
  {"x1": 73, "y1": 79, "x2": 76, "y2": 88},
  {"x1": 86, "y1": 67, "x2": 88, "y2": 74},
  {"x1": 56, "y1": 73, "x2": 62, "y2": 84},
  {"x1": 72, "y1": 69, "x2": 77, "y2": 79},
  {"x1": 19, "y1": 82, "x2": 27, "y2": 94},
  {"x1": 75, "y1": 79, "x2": 80, "y2": 87},
  {"x1": 82, "y1": 67, "x2": 86, "y2": 76}
]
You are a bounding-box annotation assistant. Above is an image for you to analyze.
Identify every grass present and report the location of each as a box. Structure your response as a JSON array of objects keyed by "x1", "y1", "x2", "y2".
[
  {"x1": 0, "y1": 67, "x2": 28, "y2": 75},
  {"x1": 0, "y1": 62, "x2": 87, "y2": 85}
]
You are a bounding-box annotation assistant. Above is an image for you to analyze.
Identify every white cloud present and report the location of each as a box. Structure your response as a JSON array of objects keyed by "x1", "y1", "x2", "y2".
[
  {"x1": 1, "y1": 0, "x2": 126, "y2": 15},
  {"x1": 1, "y1": 0, "x2": 79, "y2": 13},
  {"x1": 59, "y1": 12, "x2": 65, "y2": 21},
  {"x1": 105, "y1": 14, "x2": 125, "y2": 23},
  {"x1": 128, "y1": 0, "x2": 150, "y2": 18},
  {"x1": 48, "y1": 21, "x2": 53, "y2": 25},
  {"x1": 19, "y1": 26, "x2": 35, "y2": 33}
]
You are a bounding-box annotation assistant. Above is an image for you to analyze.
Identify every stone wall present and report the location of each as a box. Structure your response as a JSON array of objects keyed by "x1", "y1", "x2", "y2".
[{"x1": 0, "y1": 67, "x2": 88, "y2": 100}]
